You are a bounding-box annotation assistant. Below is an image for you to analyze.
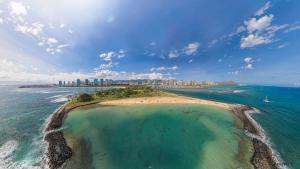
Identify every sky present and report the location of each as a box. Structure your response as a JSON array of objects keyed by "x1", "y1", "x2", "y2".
[{"x1": 0, "y1": 0, "x2": 300, "y2": 86}]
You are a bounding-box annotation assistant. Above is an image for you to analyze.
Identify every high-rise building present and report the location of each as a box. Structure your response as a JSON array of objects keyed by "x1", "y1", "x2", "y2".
[
  {"x1": 58, "y1": 81, "x2": 63, "y2": 87},
  {"x1": 76, "y1": 79, "x2": 81, "y2": 87},
  {"x1": 94, "y1": 79, "x2": 99, "y2": 86},
  {"x1": 100, "y1": 78, "x2": 104, "y2": 86},
  {"x1": 85, "y1": 79, "x2": 89, "y2": 86}
]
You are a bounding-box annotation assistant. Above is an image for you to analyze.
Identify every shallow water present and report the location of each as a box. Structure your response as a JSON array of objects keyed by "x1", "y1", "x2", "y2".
[
  {"x1": 167, "y1": 86, "x2": 300, "y2": 169},
  {"x1": 63, "y1": 104, "x2": 253, "y2": 169}
]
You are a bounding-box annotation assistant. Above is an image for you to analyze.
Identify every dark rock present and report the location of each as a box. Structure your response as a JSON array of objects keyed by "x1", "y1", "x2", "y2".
[{"x1": 45, "y1": 131, "x2": 72, "y2": 169}]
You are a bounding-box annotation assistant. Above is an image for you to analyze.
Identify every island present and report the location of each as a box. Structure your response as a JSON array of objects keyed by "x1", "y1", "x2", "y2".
[{"x1": 44, "y1": 86, "x2": 281, "y2": 169}]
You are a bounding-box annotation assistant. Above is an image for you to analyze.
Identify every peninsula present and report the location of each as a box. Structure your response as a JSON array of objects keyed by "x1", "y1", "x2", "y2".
[{"x1": 44, "y1": 86, "x2": 281, "y2": 169}]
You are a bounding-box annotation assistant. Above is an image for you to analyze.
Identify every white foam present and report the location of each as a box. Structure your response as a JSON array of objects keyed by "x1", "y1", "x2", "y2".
[
  {"x1": 0, "y1": 140, "x2": 18, "y2": 159},
  {"x1": 233, "y1": 90, "x2": 245, "y2": 93},
  {"x1": 50, "y1": 97, "x2": 69, "y2": 103},
  {"x1": 35, "y1": 90, "x2": 69, "y2": 94},
  {"x1": 47, "y1": 94, "x2": 64, "y2": 99},
  {"x1": 0, "y1": 139, "x2": 49, "y2": 169}
]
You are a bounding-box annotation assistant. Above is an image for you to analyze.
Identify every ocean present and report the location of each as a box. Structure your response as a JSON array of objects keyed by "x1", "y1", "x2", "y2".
[
  {"x1": 0, "y1": 85, "x2": 299, "y2": 169},
  {"x1": 0, "y1": 86, "x2": 101, "y2": 168},
  {"x1": 166, "y1": 85, "x2": 300, "y2": 169}
]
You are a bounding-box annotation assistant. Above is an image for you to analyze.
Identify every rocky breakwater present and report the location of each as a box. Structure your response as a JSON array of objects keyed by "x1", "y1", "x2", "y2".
[
  {"x1": 231, "y1": 105, "x2": 281, "y2": 169},
  {"x1": 44, "y1": 105, "x2": 73, "y2": 169},
  {"x1": 44, "y1": 101, "x2": 100, "y2": 169}
]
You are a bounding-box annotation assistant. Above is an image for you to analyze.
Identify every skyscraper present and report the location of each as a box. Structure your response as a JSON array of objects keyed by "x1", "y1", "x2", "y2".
[
  {"x1": 85, "y1": 79, "x2": 89, "y2": 86},
  {"x1": 76, "y1": 79, "x2": 81, "y2": 87},
  {"x1": 94, "y1": 79, "x2": 99, "y2": 86},
  {"x1": 100, "y1": 78, "x2": 104, "y2": 86}
]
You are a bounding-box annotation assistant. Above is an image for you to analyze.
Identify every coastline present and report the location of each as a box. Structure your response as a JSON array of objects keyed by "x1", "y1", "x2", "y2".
[{"x1": 44, "y1": 95, "x2": 283, "y2": 169}]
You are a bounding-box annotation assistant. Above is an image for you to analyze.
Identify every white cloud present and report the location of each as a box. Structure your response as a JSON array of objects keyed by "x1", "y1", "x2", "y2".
[
  {"x1": 99, "y1": 50, "x2": 126, "y2": 62},
  {"x1": 168, "y1": 50, "x2": 179, "y2": 59},
  {"x1": 148, "y1": 53, "x2": 156, "y2": 57},
  {"x1": 168, "y1": 42, "x2": 200, "y2": 59},
  {"x1": 241, "y1": 34, "x2": 271, "y2": 48},
  {"x1": 150, "y1": 65, "x2": 178, "y2": 72},
  {"x1": 15, "y1": 22, "x2": 44, "y2": 37},
  {"x1": 184, "y1": 42, "x2": 200, "y2": 55},
  {"x1": 284, "y1": 24, "x2": 300, "y2": 33},
  {"x1": 278, "y1": 43, "x2": 287, "y2": 49},
  {"x1": 188, "y1": 59, "x2": 193, "y2": 63},
  {"x1": 0, "y1": 57, "x2": 167, "y2": 83},
  {"x1": 59, "y1": 24, "x2": 65, "y2": 28},
  {"x1": 9, "y1": 1, "x2": 28, "y2": 16},
  {"x1": 208, "y1": 39, "x2": 218, "y2": 48},
  {"x1": 47, "y1": 38, "x2": 58, "y2": 45},
  {"x1": 245, "y1": 14, "x2": 274, "y2": 33},
  {"x1": 244, "y1": 57, "x2": 254, "y2": 69},
  {"x1": 228, "y1": 71, "x2": 239, "y2": 75},
  {"x1": 255, "y1": 1, "x2": 271, "y2": 16},
  {"x1": 100, "y1": 52, "x2": 115, "y2": 61},
  {"x1": 0, "y1": 18, "x2": 3, "y2": 24},
  {"x1": 57, "y1": 44, "x2": 70, "y2": 49}
]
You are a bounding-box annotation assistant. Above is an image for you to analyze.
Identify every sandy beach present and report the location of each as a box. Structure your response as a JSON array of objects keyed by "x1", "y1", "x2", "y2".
[
  {"x1": 99, "y1": 96, "x2": 233, "y2": 110},
  {"x1": 44, "y1": 94, "x2": 281, "y2": 169}
]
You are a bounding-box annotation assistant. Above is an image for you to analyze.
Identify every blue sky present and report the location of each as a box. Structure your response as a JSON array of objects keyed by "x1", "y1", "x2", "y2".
[{"x1": 0, "y1": 0, "x2": 300, "y2": 86}]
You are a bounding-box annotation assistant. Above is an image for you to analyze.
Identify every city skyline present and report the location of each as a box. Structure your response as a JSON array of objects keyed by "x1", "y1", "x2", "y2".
[{"x1": 1, "y1": 0, "x2": 300, "y2": 86}]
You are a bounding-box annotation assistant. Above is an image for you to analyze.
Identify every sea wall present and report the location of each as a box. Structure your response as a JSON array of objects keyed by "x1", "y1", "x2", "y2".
[
  {"x1": 231, "y1": 105, "x2": 282, "y2": 169},
  {"x1": 44, "y1": 102, "x2": 99, "y2": 169}
]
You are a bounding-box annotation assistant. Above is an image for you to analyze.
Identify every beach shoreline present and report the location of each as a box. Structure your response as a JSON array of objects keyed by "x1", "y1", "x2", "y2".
[{"x1": 44, "y1": 95, "x2": 283, "y2": 169}]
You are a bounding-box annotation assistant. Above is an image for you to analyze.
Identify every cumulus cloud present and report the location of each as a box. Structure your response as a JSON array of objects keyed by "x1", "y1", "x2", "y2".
[
  {"x1": 15, "y1": 22, "x2": 44, "y2": 37},
  {"x1": 245, "y1": 14, "x2": 274, "y2": 33},
  {"x1": 168, "y1": 42, "x2": 200, "y2": 59},
  {"x1": 168, "y1": 50, "x2": 179, "y2": 59},
  {"x1": 241, "y1": 33, "x2": 271, "y2": 48},
  {"x1": 240, "y1": 14, "x2": 281, "y2": 48},
  {"x1": 184, "y1": 42, "x2": 200, "y2": 55},
  {"x1": 255, "y1": 1, "x2": 271, "y2": 16},
  {"x1": 99, "y1": 50, "x2": 126, "y2": 62},
  {"x1": 244, "y1": 57, "x2": 254, "y2": 69},
  {"x1": 3, "y1": 1, "x2": 71, "y2": 55},
  {"x1": 188, "y1": 59, "x2": 193, "y2": 63},
  {"x1": 47, "y1": 38, "x2": 58, "y2": 44},
  {"x1": 9, "y1": 1, "x2": 28, "y2": 16},
  {"x1": 0, "y1": 57, "x2": 167, "y2": 83},
  {"x1": 150, "y1": 65, "x2": 178, "y2": 72}
]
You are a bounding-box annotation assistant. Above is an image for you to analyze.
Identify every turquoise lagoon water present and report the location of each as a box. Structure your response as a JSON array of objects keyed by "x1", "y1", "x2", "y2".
[
  {"x1": 0, "y1": 85, "x2": 299, "y2": 169},
  {"x1": 63, "y1": 104, "x2": 253, "y2": 169},
  {"x1": 167, "y1": 85, "x2": 300, "y2": 169}
]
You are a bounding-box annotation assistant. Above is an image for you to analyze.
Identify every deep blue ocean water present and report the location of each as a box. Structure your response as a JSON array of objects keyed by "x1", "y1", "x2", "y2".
[
  {"x1": 0, "y1": 86, "x2": 102, "y2": 168},
  {"x1": 0, "y1": 85, "x2": 299, "y2": 169},
  {"x1": 166, "y1": 85, "x2": 300, "y2": 169}
]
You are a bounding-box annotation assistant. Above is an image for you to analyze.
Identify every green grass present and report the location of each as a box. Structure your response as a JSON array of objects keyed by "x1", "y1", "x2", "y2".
[{"x1": 65, "y1": 86, "x2": 173, "y2": 109}]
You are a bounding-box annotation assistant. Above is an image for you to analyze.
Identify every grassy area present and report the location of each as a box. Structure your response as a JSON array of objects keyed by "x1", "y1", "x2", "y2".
[{"x1": 65, "y1": 86, "x2": 172, "y2": 109}]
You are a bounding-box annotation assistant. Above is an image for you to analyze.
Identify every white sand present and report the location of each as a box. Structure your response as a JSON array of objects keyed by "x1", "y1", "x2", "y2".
[{"x1": 99, "y1": 96, "x2": 233, "y2": 110}]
